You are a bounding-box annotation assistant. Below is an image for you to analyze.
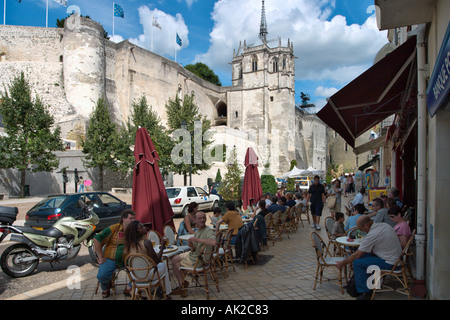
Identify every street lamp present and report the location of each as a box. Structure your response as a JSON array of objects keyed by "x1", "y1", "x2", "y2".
[
  {"x1": 317, "y1": 156, "x2": 326, "y2": 170},
  {"x1": 181, "y1": 121, "x2": 192, "y2": 186}
]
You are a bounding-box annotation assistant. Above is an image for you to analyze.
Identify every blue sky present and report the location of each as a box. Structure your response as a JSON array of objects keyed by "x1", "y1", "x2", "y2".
[{"x1": 2, "y1": 0, "x2": 388, "y2": 110}]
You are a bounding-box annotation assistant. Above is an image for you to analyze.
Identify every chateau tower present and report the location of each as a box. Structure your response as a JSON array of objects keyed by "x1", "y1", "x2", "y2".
[{"x1": 229, "y1": 0, "x2": 296, "y2": 173}]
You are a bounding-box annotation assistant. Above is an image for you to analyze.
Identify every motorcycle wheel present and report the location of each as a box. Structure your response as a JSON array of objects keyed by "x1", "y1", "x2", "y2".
[
  {"x1": 88, "y1": 244, "x2": 99, "y2": 266},
  {"x1": 0, "y1": 243, "x2": 39, "y2": 278}
]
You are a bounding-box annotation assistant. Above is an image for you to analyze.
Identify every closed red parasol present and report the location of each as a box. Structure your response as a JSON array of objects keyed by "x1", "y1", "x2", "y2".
[
  {"x1": 241, "y1": 147, "x2": 263, "y2": 211},
  {"x1": 132, "y1": 127, "x2": 174, "y2": 234}
]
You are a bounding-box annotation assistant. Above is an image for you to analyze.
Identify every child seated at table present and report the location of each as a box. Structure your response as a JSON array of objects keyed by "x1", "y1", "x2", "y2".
[
  {"x1": 332, "y1": 212, "x2": 346, "y2": 240},
  {"x1": 210, "y1": 207, "x2": 222, "y2": 228}
]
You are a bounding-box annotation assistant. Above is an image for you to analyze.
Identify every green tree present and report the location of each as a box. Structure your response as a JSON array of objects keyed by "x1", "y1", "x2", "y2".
[
  {"x1": 215, "y1": 169, "x2": 222, "y2": 183},
  {"x1": 261, "y1": 175, "x2": 277, "y2": 196},
  {"x1": 0, "y1": 72, "x2": 64, "y2": 197},
  {"x1": 81, "y1": 98, "x2": 118, "y2": 191},
  {"x1": 218, "y1": 147, "x2": 242, "y2": 201},
  {"x1": 185, "y1": 62, "x2": 222, "y2": 86},
  {"x1": 166, "y1": 93, "x2": 213, "y2": 185},
  {"x1": 117, "y1": 95, "x2": 174, "y2": 175}
]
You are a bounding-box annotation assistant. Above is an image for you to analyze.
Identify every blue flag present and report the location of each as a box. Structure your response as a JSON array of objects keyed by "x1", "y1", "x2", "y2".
[
  {"x1": 176, "y1": 33, "x2": 182, "y2": 47},
  {"x1": 114, "y1": 3, "x2": 124, "y2": 18}
]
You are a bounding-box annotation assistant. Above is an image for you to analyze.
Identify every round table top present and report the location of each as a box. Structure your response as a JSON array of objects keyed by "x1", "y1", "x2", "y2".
[
  {"x1": 335, "y1": 236, "x2": 363, "y2": 247},
  {"x1": 155, "y1": 244, "x2": 178, "y2": 254},
  {"x1": 178, "y1": 234, "x2": 194, "y2": 241}
]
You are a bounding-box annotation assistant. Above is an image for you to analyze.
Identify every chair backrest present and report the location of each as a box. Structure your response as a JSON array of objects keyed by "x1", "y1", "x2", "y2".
[
  {"x1": 272, "y1": 211, "x2": 281, "y2": 225},
  {"x1": 325, "y1": 217, "x2": 335, "y2": 238},
  {"x1": 390, "y1": 229, "x2": 416, "y2": 271},
  {"x1": 163, "y1": 225, "x2": 176, "y2": 245},
  {"x1": 344, "y1": 205, "x2": 352, "y2": 216},
  {"x1": 310, "y1": 231, "x2": 327, "y2": 262},
  {"x1": 125, "y1": 253, "x2": 159, "y2": 283},
  {"x1": 148, "y1": 230, "x2": 161, "y2": 246},
  {"x1": 264, "y1": 212, "x2": 273, "y2": 226},
  {"x1": 222, "y1": 228, "x2": 234, "y2": 249},
  {"x1": 346, "y1": 226, "x2": 358, "y2": 238}
]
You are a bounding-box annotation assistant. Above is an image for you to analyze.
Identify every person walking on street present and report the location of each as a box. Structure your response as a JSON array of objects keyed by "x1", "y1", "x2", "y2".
[{"x1": 306, "y1": 175, "x2": 326, "y2": 230}]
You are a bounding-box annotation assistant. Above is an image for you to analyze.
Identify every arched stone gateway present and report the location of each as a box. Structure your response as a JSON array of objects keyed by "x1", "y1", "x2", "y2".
[{"x1": 215, "y1": 101, "x2": 227, "y2": 126}]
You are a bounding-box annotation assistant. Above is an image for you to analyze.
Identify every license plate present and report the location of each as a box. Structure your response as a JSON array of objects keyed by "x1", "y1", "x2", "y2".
[{"x1": 32, "y1": 226, "x2": 43, "y2": 230}]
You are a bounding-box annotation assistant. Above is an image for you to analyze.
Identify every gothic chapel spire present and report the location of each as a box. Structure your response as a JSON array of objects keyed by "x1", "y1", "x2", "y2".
[{"x1": 259, "y1": 0, "x2": 268, "y2": 43}]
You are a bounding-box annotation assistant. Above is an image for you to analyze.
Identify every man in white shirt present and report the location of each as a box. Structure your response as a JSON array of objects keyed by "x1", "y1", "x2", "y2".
[
  {"x1": 351, "y1": 187, "x2": 365, "y2": 207},
  {"x1": 336, "y1": 215, "x2": 402, "y2": 300}
]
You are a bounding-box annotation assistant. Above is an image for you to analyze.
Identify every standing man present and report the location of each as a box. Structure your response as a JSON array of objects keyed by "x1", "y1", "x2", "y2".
[
  {"x1": 93, "y1": 209, "x2": 136, "y2": 298},
  {"x1": 306, "y1": 175, "x2": 326, "y2": 230},
  {"x1": 336, "y1": 215, "x2": 402, "y2": 300}
]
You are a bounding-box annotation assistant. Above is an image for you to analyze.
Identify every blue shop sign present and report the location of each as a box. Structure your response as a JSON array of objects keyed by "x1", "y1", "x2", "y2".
[{"x1": 427, "y1": 21, "x2": 450, "y2": 117}]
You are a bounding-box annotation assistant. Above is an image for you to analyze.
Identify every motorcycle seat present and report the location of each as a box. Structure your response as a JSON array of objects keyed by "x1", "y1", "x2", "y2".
[{"x1": 16, "y1": 226, "x2": 64, "y2": 238}]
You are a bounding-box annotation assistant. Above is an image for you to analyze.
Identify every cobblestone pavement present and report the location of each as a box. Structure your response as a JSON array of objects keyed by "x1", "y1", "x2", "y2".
[{"x1": 1, "y1": 193, "x2": 422, "y2": 304}]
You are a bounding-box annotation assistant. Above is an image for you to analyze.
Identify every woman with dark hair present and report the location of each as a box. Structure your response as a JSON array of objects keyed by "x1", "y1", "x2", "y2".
[
  {"x1": 123, "y1": 220, "x2": 172, "y2": 298},
  {"x1": 177, "y1": 202, "x2": 198, "y2": 237},
  {"x1": 388, "y1": 205, "x2": 411, "y2": 248}
]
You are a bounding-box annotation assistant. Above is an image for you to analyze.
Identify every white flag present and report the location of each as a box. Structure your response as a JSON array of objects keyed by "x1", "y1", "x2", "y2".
[
  {"x1": 152, "y1": 16, "x2": 162, "y2": 30},
  {"x1": 53, "y1": 0, "x2": 68, "y2": 7}
]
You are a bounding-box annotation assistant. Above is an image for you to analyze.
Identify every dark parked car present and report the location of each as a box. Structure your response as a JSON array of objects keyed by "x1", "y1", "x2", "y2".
[{"x1": 24, "y1": 192, "x2": 131, "y2": 232}]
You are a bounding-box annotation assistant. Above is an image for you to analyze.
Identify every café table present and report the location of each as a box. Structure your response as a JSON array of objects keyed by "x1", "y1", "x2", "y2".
[
  {"x1": 335, "y1": 236, "x2": 363, "y2": 248},
  {"x1": 178, "y1": 234, "x2": 194, "y2": 242},
  {"x1": 155, "y1": 244, "x2": 179, "y2": 257}
]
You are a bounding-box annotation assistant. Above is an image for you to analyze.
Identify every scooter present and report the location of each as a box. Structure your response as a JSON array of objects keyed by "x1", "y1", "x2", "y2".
[{"x1": 0, "y1": 199, "x2": 99, "y2": 278}]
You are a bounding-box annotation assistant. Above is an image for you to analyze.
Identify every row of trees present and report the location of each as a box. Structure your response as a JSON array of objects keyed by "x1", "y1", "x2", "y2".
[{"x1": 0, "y1": 72, "x2": 215, "y2": 196}]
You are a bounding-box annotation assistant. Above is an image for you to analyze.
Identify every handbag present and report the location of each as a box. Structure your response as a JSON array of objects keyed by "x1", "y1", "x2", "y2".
[
  {"x1": 346, "y1": 274, "x2": 358, "y2": 297},
  {"x1": 326, "y1": 195, "x2": 336, "y2": 209}
]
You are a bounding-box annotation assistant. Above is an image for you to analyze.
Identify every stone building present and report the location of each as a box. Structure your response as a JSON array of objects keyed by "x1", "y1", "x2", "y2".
[{"x1": 0, "y1": 3, "x2": 326, "y2": 196}]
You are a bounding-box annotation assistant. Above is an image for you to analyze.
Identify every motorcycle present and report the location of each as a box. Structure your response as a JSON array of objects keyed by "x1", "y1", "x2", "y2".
[{"x1": 0, "y1": 199, "x2": 99, "y2": 278}]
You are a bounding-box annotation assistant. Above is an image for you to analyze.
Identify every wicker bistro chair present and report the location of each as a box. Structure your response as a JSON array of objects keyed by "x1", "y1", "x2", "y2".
[
  {"x1": 148, "y1": 230, "x2": 162, "y2": 246},
  {"x1": 180, "y1": 245, "x2": 220, "y2": 300},
  {"x1": 325, "y1": 216, "x2": 339, "y2": 256},
  {"x1": 212, "y1": 232, "x2": 228, "y2": 279},
  {"x1": 220, "y1": 228, "x2": 236, "y2": 274},
  {"x1": 270, "y1": 211, "x2": 283, "y2": 241},
  {"x1": 294, "y1": 203, "x2": 305, "y2": 228},
  {"x1": 94, "y1": 265, "x2": 125, "y2": 300},
  {"x1": 124, "y1": 253, "x2": 168, "y2": 300},
  {"x1": 288, "y1": 206, "x2": 298, "y2": 231},
  {"x1": 263, "y1": 213, "x2": 276, "y2": 246},
  {"x1": 371, "y1": 230, "x2": 417, "y2": 300},
  {"x1": 163, "y1": 224, "x2": 190, "y2": 254},
  {"x1": 310, "y1": 231, "x2": 348, "y2": 294},
  {"x1": 279, "y1": 210, "x2": 291, "y2": 239}
]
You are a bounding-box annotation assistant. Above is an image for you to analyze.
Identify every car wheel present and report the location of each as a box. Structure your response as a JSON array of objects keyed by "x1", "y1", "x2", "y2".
[
  {"x1": 181, "y1": 205, "x2": 189, "y2": 218},
  {"x1": 211, "y1": 200, "x2": 219, "y2": 211}
]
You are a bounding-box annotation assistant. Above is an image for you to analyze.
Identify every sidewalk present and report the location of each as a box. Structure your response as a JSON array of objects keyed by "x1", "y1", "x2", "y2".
[{"x1": 4, "y1": 194, "x2": 421, "y2": 301}]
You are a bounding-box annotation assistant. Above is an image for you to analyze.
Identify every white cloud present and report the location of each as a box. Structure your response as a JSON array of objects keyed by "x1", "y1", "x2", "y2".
[
  {"x1": 315, "y1": 86, "x2": 338, "y2": 98},
  {"x1": 195, "y1": 0, "x2": 388, "y2": 87},
  {"x1": 128, "y1": 6, "x2": 189, "y2": 57},
  {"x1": 177, "y1": 0, "x2": 199, "y2": 8}
]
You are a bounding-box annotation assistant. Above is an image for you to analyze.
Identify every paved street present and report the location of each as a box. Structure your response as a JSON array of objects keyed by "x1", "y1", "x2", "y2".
[{"x1": 1, "y1": 192, "x2": 423, "y2": 303}]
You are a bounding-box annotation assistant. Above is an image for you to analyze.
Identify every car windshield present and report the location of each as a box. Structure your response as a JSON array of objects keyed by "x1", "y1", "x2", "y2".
[
  {"x1": 166, "y1": 188, "x2": 181, "y2": 198},
  {"x1": 31, "y1": 195, "x2": 68, "y2": 210}
]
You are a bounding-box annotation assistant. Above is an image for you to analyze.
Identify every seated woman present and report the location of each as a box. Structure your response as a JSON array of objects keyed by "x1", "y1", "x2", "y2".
[
  {"x1": 123, "y1": 220, "x2": 172, "y2": 298},
  {"x1": 178, "y1": 202, "x2": 198, "y2": 237},
  {"x1": 388, "y1": 205, "x2": 411, "y2": 248}
]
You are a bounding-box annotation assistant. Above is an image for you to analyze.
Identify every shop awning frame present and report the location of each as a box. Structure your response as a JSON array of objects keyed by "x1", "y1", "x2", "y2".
[{"x1": 317, "y1": 36, "x2": 417, "y2": 148}]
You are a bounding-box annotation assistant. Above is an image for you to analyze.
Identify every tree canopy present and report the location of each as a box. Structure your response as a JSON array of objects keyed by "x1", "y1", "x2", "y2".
[{"x1": 184, "y1": 62, "x2": 222, "y2": 86}]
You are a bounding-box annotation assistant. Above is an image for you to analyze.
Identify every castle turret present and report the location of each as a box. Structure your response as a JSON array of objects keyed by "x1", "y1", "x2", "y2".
[{"x1": 63, "y1": 15, "x2": 106, "y2": 119}]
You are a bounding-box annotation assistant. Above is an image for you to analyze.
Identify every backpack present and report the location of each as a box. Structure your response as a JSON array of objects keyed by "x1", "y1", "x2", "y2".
[{"x1": 346, "y1": 274, "x2": 358, "y2": 297}]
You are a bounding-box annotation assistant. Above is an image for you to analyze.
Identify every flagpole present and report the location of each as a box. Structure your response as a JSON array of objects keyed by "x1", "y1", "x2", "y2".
[
  {"x1": 46, "y1": 0, "x2": 49, "y2": 27},
  {"x1": 112, "y1": 2, "x2": 115, "y2": 37},
  {"x1": 151, "y1": 13, "x2": 154, "y2": 52},
  {"x1": 3, "y1": 0, "x2": 6, "y2": 25}
]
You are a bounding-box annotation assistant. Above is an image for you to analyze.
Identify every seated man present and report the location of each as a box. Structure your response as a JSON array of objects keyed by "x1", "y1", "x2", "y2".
[
  {"x1": 336, "y1": 215, "x2": 402, "y2": 300},
  {"x1": 367, "y1": 198, "x2": 396, "y2": 227},
  {"x1": 267, "y1": 196, "x2": 287, "y2": 214},
  {"x1": 171, "y1": 211, "x2": 216, "y2": 298},
  {"x1": 351, "y1": 187, "x2": 366, "y2": 207},
  {"x1": 344, "y1": 203, "x2": 365, "y2": 231},
  {"x1": 93, "y1": 209, "x2": 135, "y2": 298},
  {"x1": 215, "y1": 201, "x2": 244, "y2": 245}
]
